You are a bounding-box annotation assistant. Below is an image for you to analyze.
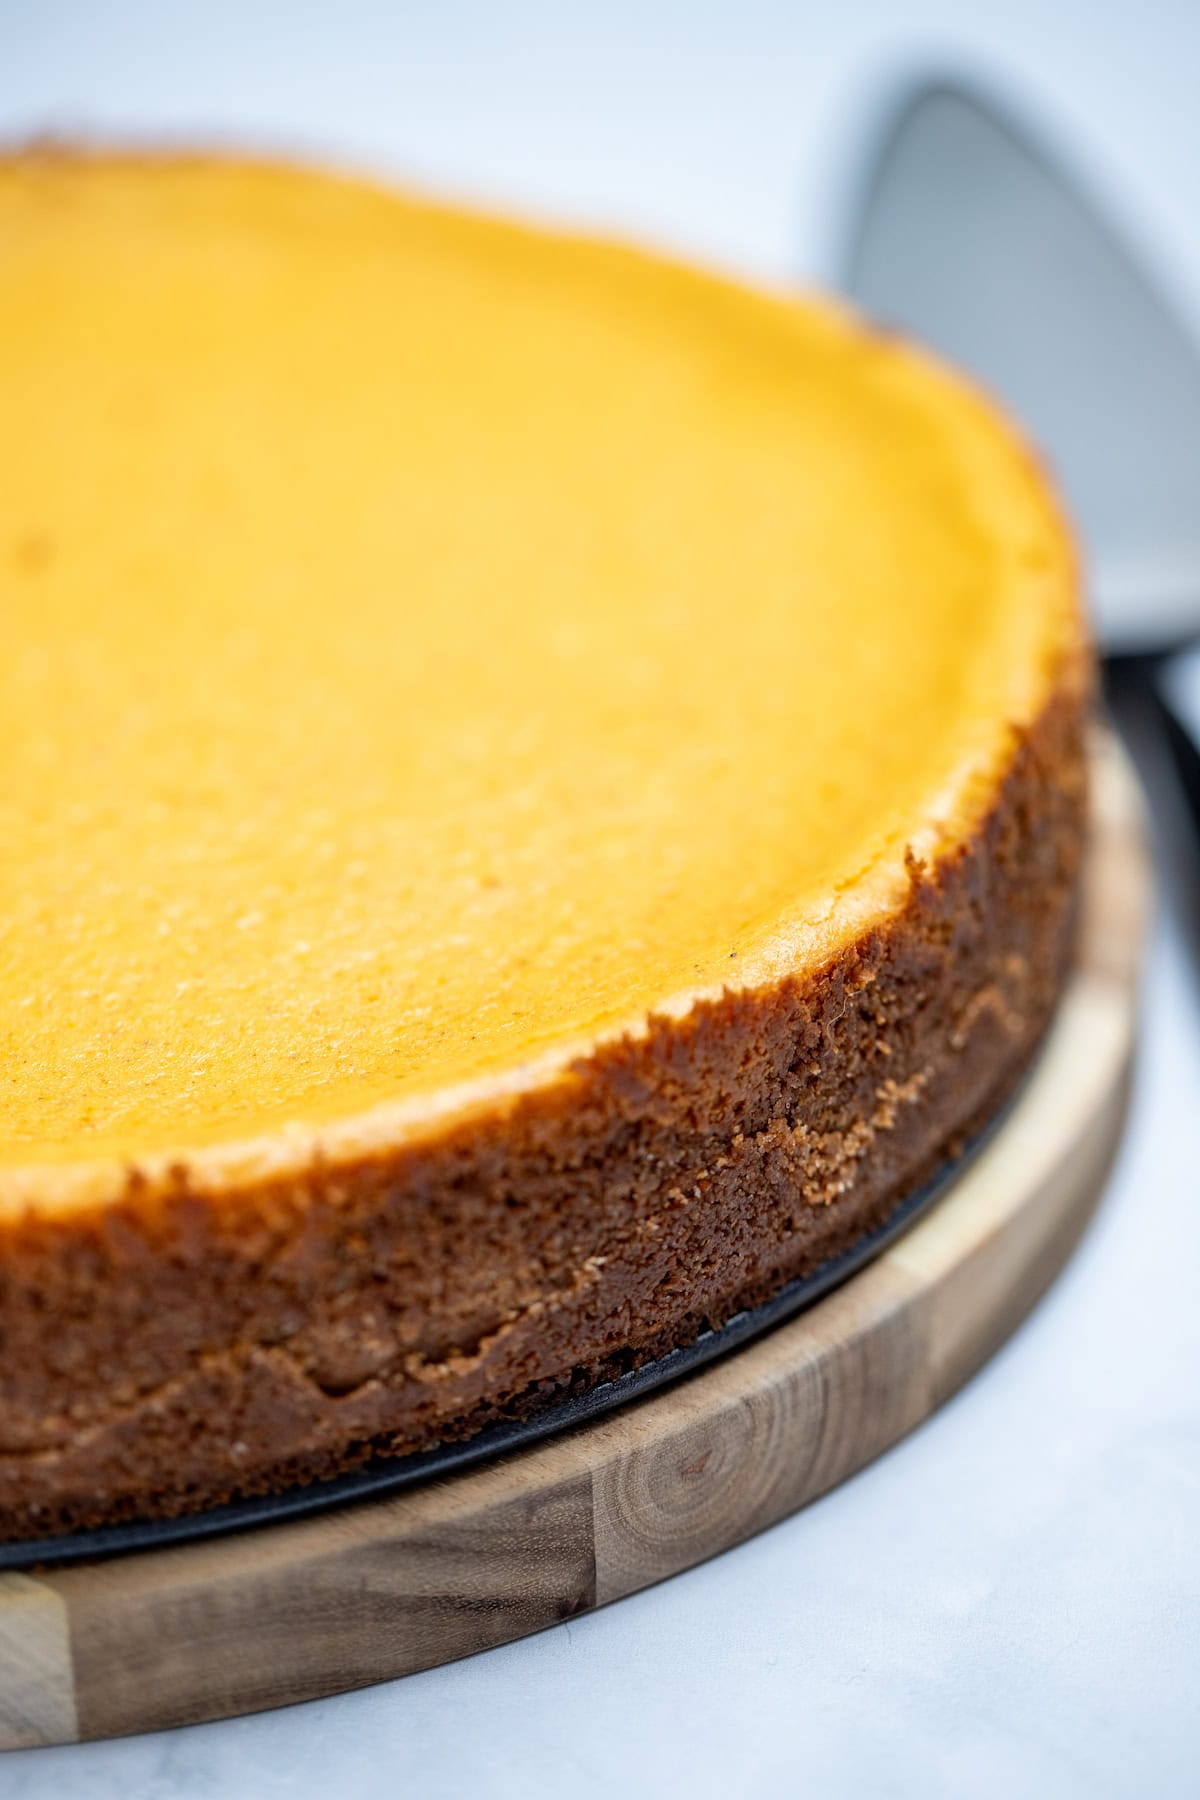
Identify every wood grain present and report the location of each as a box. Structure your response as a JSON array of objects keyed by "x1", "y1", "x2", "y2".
[
  {"x1": 0, "y1": 1575, "x2": 76, "y2": 1749},
  {"x1": 0, "y1": 738, "x2": 1150, "y2": 1747}
]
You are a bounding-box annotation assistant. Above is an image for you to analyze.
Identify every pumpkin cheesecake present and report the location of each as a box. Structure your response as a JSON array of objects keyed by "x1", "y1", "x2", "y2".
[{"x1": 0, "y1": 151, "x2": 1090, "y2": 1537}]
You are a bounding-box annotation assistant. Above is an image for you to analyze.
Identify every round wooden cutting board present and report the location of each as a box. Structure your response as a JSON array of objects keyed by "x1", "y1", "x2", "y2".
[{"x1": 0, "y1": 737, "x2": 1149, "y2": 1749}]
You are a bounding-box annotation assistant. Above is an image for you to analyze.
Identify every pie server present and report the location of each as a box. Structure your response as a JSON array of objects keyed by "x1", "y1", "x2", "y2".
[{"x1": 839, "y1": 74, "x2": 1200, "y2": 934}]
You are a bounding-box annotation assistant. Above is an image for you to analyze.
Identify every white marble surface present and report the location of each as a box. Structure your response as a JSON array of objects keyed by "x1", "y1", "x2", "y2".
[{"x1": 2, "y1": 3, "x2": 1199, "y2": 1794}]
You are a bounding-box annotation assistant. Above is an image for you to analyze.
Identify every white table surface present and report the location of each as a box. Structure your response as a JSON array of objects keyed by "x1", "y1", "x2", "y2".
[{"x1": 3, "y1": 4, "x2": 1198, "y2": 1794}]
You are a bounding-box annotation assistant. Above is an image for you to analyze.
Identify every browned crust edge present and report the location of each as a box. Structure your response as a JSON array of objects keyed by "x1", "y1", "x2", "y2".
[{"x1": 0, "y1": 654, "x2": 1091, "y2": 1540}]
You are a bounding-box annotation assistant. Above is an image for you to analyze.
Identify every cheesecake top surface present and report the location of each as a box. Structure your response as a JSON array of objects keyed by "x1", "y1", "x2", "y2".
[{"x1": 0, "y1": 152, "x2": 1080, "y2": 1202}]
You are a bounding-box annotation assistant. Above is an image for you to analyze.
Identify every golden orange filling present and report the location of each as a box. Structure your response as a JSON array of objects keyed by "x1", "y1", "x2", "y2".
[{"x1": 0, "y1": 154, "x2": 1078, "y2": 1189}]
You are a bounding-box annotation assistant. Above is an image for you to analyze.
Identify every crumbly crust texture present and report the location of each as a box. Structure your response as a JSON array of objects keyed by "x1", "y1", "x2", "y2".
[{"x1": 0, "y1": 664, "x2": 1089, "y2": 1540}]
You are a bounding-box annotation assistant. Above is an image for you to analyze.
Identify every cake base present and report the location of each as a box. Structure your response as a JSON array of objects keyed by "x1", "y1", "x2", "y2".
[
  {"x1": 0, "y1": 1095, "x2": 1018, "y2": 1573},
  {"x1": 0, "y1": 737, "x2": 1147, "y2": 1749}
]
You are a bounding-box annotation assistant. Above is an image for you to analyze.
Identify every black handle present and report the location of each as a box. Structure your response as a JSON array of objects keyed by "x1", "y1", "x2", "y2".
[{"x1": 1104, "y1": 649, "x2": 1200, "y2": 960}]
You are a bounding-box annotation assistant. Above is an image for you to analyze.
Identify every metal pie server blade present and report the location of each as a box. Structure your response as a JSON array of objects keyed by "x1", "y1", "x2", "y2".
[
  {"x1": 843, "y1": 76, "x2": 1200, "y2": 657},
  {"x1": 840, "y1": 75, "x2": 1200, "y2": 940}
]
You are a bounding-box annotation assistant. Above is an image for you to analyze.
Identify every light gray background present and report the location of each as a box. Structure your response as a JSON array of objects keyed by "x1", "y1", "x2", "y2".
[{"x1": 2, "y1": 4, "x2": 1198, "y2": 1795}]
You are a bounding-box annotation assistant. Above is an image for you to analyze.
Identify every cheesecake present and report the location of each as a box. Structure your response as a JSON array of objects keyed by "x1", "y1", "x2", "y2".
[{"x1": 0, "y1": 150, "x2": 1090, "y2": 1536}]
